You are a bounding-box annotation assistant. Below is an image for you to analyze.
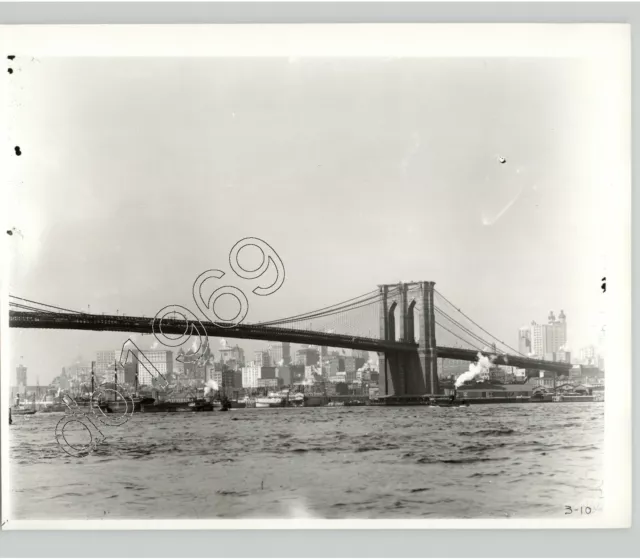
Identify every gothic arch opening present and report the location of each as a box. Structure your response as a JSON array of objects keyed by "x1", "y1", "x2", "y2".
[
  {"x1": 388, "y1": 301, "x2": 397, "y2": 341},
  {"x1": 407, "y1": 299, "x2": 419, "y2": 343}
]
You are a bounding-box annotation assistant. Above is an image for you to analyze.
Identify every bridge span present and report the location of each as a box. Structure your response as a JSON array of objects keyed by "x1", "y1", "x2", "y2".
[
  {"x1": 9, "y1": 280, "x2": 572, "y2": 396},
  {"x1": 8, "y1": 310, "x2": 573, "y2": 374},
  {"x1": 8, "y1": 310, "x2": 418, "y2": 353}
]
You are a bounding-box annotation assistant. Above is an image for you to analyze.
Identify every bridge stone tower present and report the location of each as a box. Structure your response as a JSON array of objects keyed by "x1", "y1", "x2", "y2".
[{"x1": 378, "y1": 281, "x2": 440, "y2": 396}]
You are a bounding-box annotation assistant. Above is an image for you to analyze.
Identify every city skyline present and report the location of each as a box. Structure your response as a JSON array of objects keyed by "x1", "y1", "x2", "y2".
[
  {"x1": 12, "y1": 323, "x2": 606, "y2": 390},
  {"x1": 8, "y1": 57, "x2": 605, "y2": 385}
]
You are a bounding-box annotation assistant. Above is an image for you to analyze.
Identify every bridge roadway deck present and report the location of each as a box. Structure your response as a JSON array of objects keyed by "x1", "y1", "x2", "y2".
[
  {"x1": 8, "y1": 311, "x2": 571, "y2": 373},
  {"x1": 8, "y1": 310, "x2": 416, "y2": 353}
]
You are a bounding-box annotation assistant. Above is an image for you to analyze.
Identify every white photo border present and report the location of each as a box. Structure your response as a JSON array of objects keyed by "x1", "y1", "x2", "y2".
[{"x1": 0, "y1": 22, "x2": 631, "y2": 531}]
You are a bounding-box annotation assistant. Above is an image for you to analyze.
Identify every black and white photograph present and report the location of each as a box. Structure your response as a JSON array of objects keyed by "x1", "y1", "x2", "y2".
[{"x1": 0, "y1": 24, "x2": 631, "y2": 529}]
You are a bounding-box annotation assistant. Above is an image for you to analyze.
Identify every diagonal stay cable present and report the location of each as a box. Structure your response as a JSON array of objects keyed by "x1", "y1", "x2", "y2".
[
  {"x1": 435, "y1": 306, "x2": 497, "y2": 350},
  {"x1": 275, "y1": 295, "x2": 391, "y2": 332},
  {"x1": 260, "y1": 288, "x2": 399, "y2": 327},
  {"x1": 257, "y1": 289, "x2": 379, "y2": 325},
  {"x1": 9, "y1": 302, "x2": 59, "y2": 314},
  {"x1": 435, "y1": 289, "x2": 525, "y2": 356},
  {"x1": 435, "y1": 320, "x2": 486, "y2": 353},
  {"x1": 9, "y1": 295, "x2": 85, "y2": 315}
]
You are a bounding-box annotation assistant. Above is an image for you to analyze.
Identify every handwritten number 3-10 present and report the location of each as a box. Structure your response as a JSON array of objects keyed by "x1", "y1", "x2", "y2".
[{"x1": 565, "y1": 506, "x2": 592, "y2": 515}]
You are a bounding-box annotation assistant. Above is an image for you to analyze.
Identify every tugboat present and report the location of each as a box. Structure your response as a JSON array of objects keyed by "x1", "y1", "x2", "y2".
[
  {"x1": 434, "y1": 390, "x2": 470, "y2": 408},
  {"x1": 11, "y1": 394, "x2": 37, "y2": 416},
  {"x1": 187, "y1": 397, "x2": 214, "y2": 412}
]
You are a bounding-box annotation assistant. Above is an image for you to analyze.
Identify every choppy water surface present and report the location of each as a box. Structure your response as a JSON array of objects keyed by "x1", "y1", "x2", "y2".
[{"x1": 10, "y1": 404, "x2": 604, "y2": 519}]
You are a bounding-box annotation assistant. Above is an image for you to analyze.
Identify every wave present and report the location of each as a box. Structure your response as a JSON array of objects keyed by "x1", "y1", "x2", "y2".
[
  {"x1": 460, "y1": 442, "x2": 507, "y2": 452},
  {"x1": 459, "y1": 428, "x2": 516, "y2": 437},
  {"x1": 416, "y1": 456, "x2": 503, "y2": 465},
  {"x1": 356, "y1": 444, "x2": 400, "y2": 452},
  {"x1": 469, "y1": 470, "x2": 508, "y2": 478}
]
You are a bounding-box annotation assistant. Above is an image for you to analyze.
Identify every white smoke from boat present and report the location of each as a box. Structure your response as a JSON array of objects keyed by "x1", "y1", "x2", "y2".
[
  {"x1": 454, "y1": 352, "x2": 494, "y2": 388},
  {"x1": 203, "y1": 379, "x2": 219, "y2": 397}
]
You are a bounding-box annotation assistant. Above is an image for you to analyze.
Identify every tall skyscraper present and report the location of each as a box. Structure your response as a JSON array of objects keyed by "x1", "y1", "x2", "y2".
[
  {"x1": 529, "y1": 321, "x2": 546, "y2": 357},
  {"x1": 546, "y1": 310, "x2": 567, "y2": 354},
  {"x1": 16, "y1": 364, "x2": 27, "y2": 387},
  {"x1": 211, "y1": 369, "x2": 235, "y2": 396},
  {"x1": 522, "y1": 311, "x2": 567, "y2": 358},
  {"x1": 132, "y1": 349, "x2": 174, "y2": 386},
  {"x1": 96, "y1": 349, "x2": 126, "y2": 380},
  {"x1": 268, "y1": 342, "x2": 291, "y2": 366},
  {"x1": 344, "y1": 356, "x2": 357, "y2": 374},
  {"x1": 276, "y1": 366, "x2": 292, "y2": 385},
  {"x1": 295, "y1": 347, "x2": 319, "y2": 366},
  {"x1": 518, "y1": 327, "x2": 531, "y2": 355},
  {"x1": 241, "y1": 365, "x2": 276, "y2": 388},
  {"x1": 220, "y1": 343, "x2": 246, "y2": 366},
  {"x1": 254, "y1": 350, "x2": 271, "y2": 367}
]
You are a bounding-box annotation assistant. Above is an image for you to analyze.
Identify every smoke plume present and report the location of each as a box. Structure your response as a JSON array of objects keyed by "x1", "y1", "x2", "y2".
[
  {"x1": 454, "y1": 353, "x2": 494, "y2": 388},
  {"x1": 203, "y1": 379, "x2": 219, "y2": 397},
  {"x1": 191, "y1": 338, "x2": 200, "y2": 352}
]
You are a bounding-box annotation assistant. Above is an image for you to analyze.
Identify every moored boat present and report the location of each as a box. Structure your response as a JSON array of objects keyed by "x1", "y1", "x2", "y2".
[
  {"x1": 288, "y1": 392, "x2": 306, "y2": 407},
  {"x1": 140, "y1": 398, "x2": 214, "y2": 413},
  {"x1": 254, "y1": 390, "x2": 306, "y2": 408},
  {"x1": 231, "y1": 400, "x2": 247, "y2": 408},
  {"x1": 255, "y1": 394, "x2": 284, "y2": 408},
  {"x1": 552, "y1": 393, "x2": 595, "y2": 403},
  {"x1": 10, "y1": 406, "x2": 37, "y2": 415}
]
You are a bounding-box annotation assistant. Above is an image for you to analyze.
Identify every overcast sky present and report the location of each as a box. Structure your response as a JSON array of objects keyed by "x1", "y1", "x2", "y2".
[{"x1": 7, "y1": 57, "x2": 606, "y2": 385}]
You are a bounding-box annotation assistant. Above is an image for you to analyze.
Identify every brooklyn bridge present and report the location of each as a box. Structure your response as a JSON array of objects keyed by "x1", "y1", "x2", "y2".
[{"x1": 8, "y1": 281, "x2": 571, "y2": 396}]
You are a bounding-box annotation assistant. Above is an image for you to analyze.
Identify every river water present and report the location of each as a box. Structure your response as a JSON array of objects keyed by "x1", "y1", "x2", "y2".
[{"x1": 9, "y1": 403, "x2": 604, "y2": 520}]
